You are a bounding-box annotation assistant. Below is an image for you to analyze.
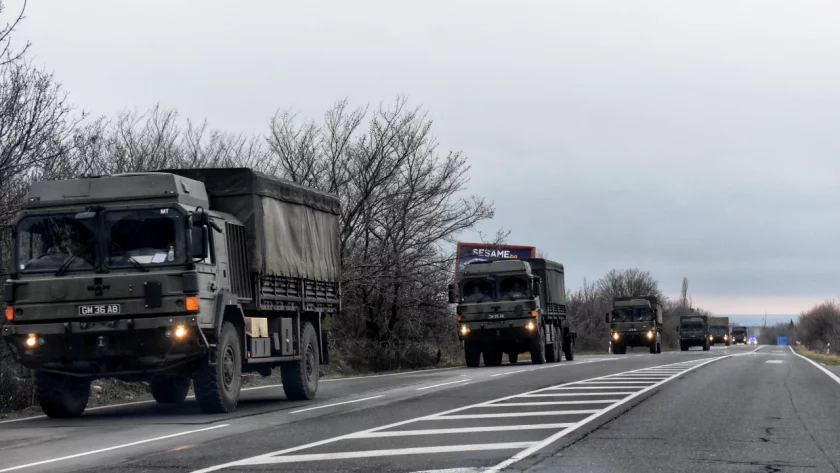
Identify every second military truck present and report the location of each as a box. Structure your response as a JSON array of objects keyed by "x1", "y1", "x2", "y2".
[
  {"x1": 605, "y1": 296, "x2": 663, "y2": 354},
  {"x1": 449, "y1": 258, "x2": 575, "y2": 367},
  {"x1": 678, "y1": 313, "x2": 711, "y2": 351},
  {"x1": 2, "y1": 168, "x2": 340, "y2": 417}
]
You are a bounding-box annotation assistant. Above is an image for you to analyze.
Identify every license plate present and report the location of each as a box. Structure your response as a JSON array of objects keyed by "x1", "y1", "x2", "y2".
[{"x1": 78, "y1": 304, "x2": 121, "y2": 316}]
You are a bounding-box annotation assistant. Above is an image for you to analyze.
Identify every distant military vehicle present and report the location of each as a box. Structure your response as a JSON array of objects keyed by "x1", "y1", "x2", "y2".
[
  {"x1": 449, "y1": 258, "x2": 575, "y2": 367},
  {"x1": 2, "y1": 169, "x2": 340, "y2": 417},
  {"x1": 678, "y1": 313, "x2": 711, "y2": 351},
  {"x1": 731, "y1": 326, "x2": 748, "y2": 344},
  {"x1": 709, "y1": 316, "x2": 730, "y2": 346},
  {"x1": 605, "y1": 296, "x2": 662, "y2": 355}
]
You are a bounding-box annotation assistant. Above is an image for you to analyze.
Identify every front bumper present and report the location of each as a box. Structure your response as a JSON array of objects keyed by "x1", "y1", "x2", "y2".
[
  {"x1": 458, "y1": 318, "x2": 538, "y2": 343},
  {"x1": 611, "y1": 332, "x2": 656, "y2": 347},
  {"x1": 2, "y1": 314, "x2": 205, "y2": 377}
]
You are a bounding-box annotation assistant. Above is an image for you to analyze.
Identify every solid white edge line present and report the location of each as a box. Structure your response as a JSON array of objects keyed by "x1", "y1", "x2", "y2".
[
  {"x1": 521, "y1": 392, "x2": 637, "y2": 397},
  {"x1": 349, "y1": 423, "x2": 576, "y2": 438},
  {"x1": 484, "y1": 400, "x2": 617, "y2": 406},
  {"x1": 236, "y1": 443, "x2": 538, "y2": 465},
  {"x1": 789, "y1": 345, "x2": 840, "y2": 386},
  {"x1": 434, "y1": 410, "x2": 602, "y2": 419},
  {"x1": 0, "y1": 424, "x2": 229, "y2": 473},
  {"x1": 189, "y1": 355, "x2": 728, "y2": 473},
  {"x1": 290, "y1": 395, "x2": 385, "y2": 414},
  {"x1": 484, "y1": 347, "x2": 761, "y2": 472}
]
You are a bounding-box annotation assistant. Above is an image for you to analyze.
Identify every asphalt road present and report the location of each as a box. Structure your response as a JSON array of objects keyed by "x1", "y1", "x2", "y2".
[{"x1": 1, "y1": 345, "x2": 838, "y2": 473}]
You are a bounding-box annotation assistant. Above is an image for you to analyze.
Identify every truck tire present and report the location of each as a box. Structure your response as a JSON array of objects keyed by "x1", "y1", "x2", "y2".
[
  {"x1": 726, "y1": 340, "x2": 731, "y2": 347},
  {"x1": 656, "y1": 342, "x2": 662, "y2": 354},
  {"x1": 193, "y1": 321, "x2": 242, "y2": 413},
  {"x1": 649, "y1": 341, "x2": 657, "y2": 354},
  {"x1": 35, "y1": 371, "x2": 90, "y2": 418},
  {"x1": 613, "y1": 342, "x2": 625, "y2": 355},
  {"x1": 465, "y1": 341, "x2": 481, "y2": 367},
  {"x1": 563, "y1": 335, "x2": 574, "y2": 361},
  {"x1": 508, "y1": 352, "x2": 519, "y2": 364},
  {"x1": 484, "y1": 348, "x2": 503, "y2": 366},
  {"x1": 545, "y1": 326, "x2": 560, "y2": 362},
  {"x1": 150, "y1": 376, "x2": 190, "y2": 404},
  {"x1": 703, "y1": 339, "x2": 710, "y2": 351},
  {"x1": 530, "y1": 331, "x2": 545, "y2": 365},
  {"x1": 680, "y1": 341, "x2": 688, "y2": 351},
  {"x1": 281, "y1": 321, "x2": 320, "y2": 400}
]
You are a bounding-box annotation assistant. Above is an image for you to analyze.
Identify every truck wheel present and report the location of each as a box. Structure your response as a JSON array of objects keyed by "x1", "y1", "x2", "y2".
[
  {"x1": 530, "y1": 332, "x2": 545, "y2": 365},
  {"x1": 35, "y1": 371, "x2": 90, "y2": 418},
  {"x1": 649, "y1": 341, "x2": 657, "y2": 354},
  {"x1": 613, "y1": 342, "x2": 624, "y2": 355},
  {"x1": 465, "y1": 341, "x2": 481, "y2": 367},
  {"x1": 563, "y1": 335, "x2": 575, "y2": 361},
  {"x1": 679, "y1": 342, "x2": 687, "y2": 351},
  {"x1": 150, "y1": 376, "x2": 190, "y2": 404},
  {"x1": 703, "y1": 340, "x2": 710, "y2": 351},
  {"x1": 508, "y1": 352, "x2": 519, "y2": 364},
  {"x1": 484, "y1": 348, "x2": 503, "y2": 366},
  {"x1": 281, "y1": 321, "x2": 320, "y2": 400},
  {"x1": 193, "y1": 321, "x2": 242, "y2": 413},
  {"x1": 656, "y1": 342, "x2": 662, "y2": 354},
  {"x1": 726, "y1": 341, "x2": 731, "y2": 347}
]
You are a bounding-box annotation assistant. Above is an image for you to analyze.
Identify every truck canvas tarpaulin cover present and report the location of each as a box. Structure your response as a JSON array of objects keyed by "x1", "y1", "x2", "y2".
[
  {"x1": 163, "y1": 168, "x2": 340, "y2": 281},
  {"x1": 523, "y1": 258, "x2": 566, "y2": 307}
]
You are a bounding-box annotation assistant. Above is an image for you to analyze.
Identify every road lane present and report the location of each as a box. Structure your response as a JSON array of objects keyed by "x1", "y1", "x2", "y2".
[
  {"x1": 0, "y1": 348, "x2": 742, "y2": 473},
  {"x1": 513, "y1": 345, "x2": 840, "y2": 473}
]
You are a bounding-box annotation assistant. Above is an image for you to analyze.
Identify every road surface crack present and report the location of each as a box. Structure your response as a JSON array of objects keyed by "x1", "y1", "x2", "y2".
[{"x1": 783, "y1": 363, "x2": 840, "y2": 472}]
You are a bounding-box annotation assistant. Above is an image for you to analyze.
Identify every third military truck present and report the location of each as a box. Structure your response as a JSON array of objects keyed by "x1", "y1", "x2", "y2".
[
  {"x1": 678, "y1": 312, "x2": 711, "y2": 351},
  {"x1": 709, "y1": 316, "x2": 730, "y2": 346},
  {"x1": 2, "y1": 168, "x2": 339, "y2": 417},
  {"x1": 731, "y1": 326, "x2": 748, "y2": 344},
  {"x1": 449, "y1": 258, "x2": 575, "y2": 367},
  {"x1": 605, "y1": 296, "x2": 663, "y2": 354}
]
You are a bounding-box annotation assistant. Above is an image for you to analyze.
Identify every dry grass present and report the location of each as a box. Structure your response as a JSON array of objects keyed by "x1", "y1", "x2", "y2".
[{"x1": 794, "y1": 346, "x2": 840, "y2": 366}]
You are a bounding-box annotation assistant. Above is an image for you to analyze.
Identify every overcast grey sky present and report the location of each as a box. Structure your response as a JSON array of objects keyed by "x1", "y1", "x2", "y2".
[{"x1": 8, "y1": 0, "x2": 840, "y2": 320}]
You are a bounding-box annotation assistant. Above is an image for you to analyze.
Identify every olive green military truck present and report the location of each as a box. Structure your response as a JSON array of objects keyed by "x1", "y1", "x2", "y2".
[
  {"x1": 709, "y1": 316, "x2": 730, "y2": 346},
  {"x1": 731, "y1": 326, "x2": 748, "y2": 344},
  {"x1": 448, "y1": 258, "x2": 575, "y2": 367},
  {"x1": 678, "y1": 313, "x2": 711, "y2": 351},
  {"x1": 1, "y1": 168, "x2": 339, "y2": 417},
  {"x1": 605, "y1": 296, "x2": 662, "y2": 354}
]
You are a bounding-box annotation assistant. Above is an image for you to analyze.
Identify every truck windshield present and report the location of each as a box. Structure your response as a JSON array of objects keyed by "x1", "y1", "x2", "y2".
[
  {"x1": 499, "y1": 276, "x2": 529, "y2": 300},
  {"x1": 611, "y1": 308, "x2": 653, "y2": 323},
  {"x1": 17, "y1": 214, "x2": 97, "y2": 272},
  {"x1": 105, "y1": 208, "x2": 185, "y2": 267},
  {"x1": 711, "y1": 325, "x2": 728, "y2": 333},
  {"x1": 733, "y1": 328, "x2": 747, "y2": 335},
  {"x1": 461, "y1": 278, "x2": 494, "y2": 302},
  {"x1": 681, "y1": 322, "x2": 704, "y2": 331}
]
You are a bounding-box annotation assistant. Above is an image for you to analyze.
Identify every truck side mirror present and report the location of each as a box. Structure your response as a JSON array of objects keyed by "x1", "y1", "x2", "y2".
[
  {"x1": 190, "y1": 226, "x2": 209, "y2": 260},
  {"x1": 533, "y1": 281, "x2": 540, "y2": 297},
  {"x1": 605, "y1": 312, "x2": 611, "y2": 323},
  {"x1": 447, "y1": 284, "x2": 457, "y2": 304},
  {"x1": 675, "y1": 325, "x2": 680, "y2": 333}
]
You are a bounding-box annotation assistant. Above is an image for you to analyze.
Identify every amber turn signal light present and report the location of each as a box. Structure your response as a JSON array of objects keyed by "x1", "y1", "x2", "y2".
[
  {"x1": 4, "y1": 306, "x2": 13, "y2": 321},
  {"x1": 185, "y1": 296, "x2": 200, "y2": 312}
]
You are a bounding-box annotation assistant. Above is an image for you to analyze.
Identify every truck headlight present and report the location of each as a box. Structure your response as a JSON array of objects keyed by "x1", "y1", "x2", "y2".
[
  {"x1": 25, "y1": 334, "x2": 37, "y2": 348},
  {"x1": 724, "y1": 335, "x2": 728, "y2": 341},
  {"x1": 612, "y1": 332, "x2": 620, "y2": 341},
  {"x1": 709, "y1": 335, "x2": 714, "y2": 340},
  {"x1": 646, "y1": 330, "x2": 654, "y2": 340},
  {"x1": 459, "y1": 325, "x2": 470, "y2": 336},
  {"x1": 525, "y1": 321, "x2": 536, "y2": 332}
]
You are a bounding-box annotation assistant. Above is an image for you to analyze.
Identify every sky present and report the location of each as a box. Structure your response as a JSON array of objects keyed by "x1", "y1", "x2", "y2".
[{"x1": 6, "y1": 0, "x2": 840, "y2": 323}]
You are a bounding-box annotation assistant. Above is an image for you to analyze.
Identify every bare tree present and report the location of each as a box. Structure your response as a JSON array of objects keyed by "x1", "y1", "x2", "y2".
[
  {"x1": 597, "y1": 268, "x2": 664, "y2": 301},
  {"x1": 0, "y1": 1, "x2": 29, "y2": 66}
]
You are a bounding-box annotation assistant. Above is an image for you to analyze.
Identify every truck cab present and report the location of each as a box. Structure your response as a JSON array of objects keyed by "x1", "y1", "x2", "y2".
[
  {"x1": 678, "y1": 315, "x2": 711, "y2": 351},
  {"x1": 731, "y1": 326, "x2": 748, "y2": 344}
]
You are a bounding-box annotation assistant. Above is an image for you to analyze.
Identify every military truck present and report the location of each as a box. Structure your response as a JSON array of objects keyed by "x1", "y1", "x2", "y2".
[
  {"x1": 678, "y1": 313, "x2": 711, "y2": 351},
  {"x1": 731, "y1": 326, "x2": 748, "y2": 344},
  {"x1": 605, "y1": 296, "x2": 662, "y2": 355},
  {"x1": 1, "y1": 168, "x2": 340, "y2": 417},
  {"x1": 448, "y1": 258, "x2": 575, "y2": 367},
  {"x1": 709, "y1": 316, "x2": 730, "y2": 346}
]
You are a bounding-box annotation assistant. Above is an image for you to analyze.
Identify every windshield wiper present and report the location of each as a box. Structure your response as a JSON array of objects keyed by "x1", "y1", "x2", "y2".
[{"x1": 110, "y1": 241, "x2": 149, "y2": 272}]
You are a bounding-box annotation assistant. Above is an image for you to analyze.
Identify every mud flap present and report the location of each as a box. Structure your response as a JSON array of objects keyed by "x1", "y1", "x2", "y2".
[{"x1": 321, "y1": 330, "x2": 330, "y2": 364}]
